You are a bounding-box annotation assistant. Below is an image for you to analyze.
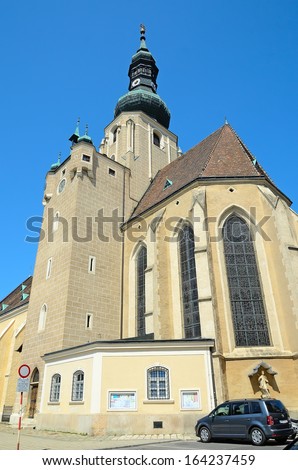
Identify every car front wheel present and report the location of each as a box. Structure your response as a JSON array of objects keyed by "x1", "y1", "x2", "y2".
[
  {"x1": 250, "y1": 427, "x2": 266, "y2": 446},
  {"x1": 199, "y1": 426, "x2": 212, "y2": 443}
]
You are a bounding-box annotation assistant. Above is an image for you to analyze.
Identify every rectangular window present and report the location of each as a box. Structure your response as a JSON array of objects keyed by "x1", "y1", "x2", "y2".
[
  {"x1": 108, "y1": 168, "x2": 116, "y2": 176},
  {"x1": 86, "y1": 313, "x2": 93, "y2": 329},
  {"x1": 88, "y1": 256, "x2": 96, "y2": 273},
  {"x1": 82, "y1": 154, "x2": 91, "y2": 162},
  {"x1": 108, "y1": 392, "x2": 136, "y2": 410},
  {"x1": 46, "y1": 258, "x2": 52, "y2": 279}
]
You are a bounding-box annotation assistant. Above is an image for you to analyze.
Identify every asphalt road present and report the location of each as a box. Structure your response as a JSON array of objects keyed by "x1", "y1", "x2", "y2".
[{"x1": 118, "y1": 438, "x2": 286, "y2": 451}]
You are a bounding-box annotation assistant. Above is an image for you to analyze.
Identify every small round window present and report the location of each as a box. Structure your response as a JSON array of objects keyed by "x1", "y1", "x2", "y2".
[{"x1": 57, "y1": 178, "x2": 66, "y2": 194}]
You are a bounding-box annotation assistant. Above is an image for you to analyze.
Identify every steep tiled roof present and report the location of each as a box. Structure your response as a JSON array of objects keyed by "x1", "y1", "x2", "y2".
[
  {"x1": 131, "y1": 124, "x2": 273, "y2": 219},
  {"x1": 0, "y1": 276, "x2": 32, "y2": 316}
]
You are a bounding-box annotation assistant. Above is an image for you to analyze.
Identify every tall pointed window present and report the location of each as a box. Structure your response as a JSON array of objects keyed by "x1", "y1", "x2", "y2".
[
  {"x1": 178, "y1": 224, "x2": 201, "y2": 338},
  {"x1": 136, "y1": 246, "x2": 147, "y2": 337},
  {"x1": 223, "y1": 216, "x2": 270, "y2": 346}
]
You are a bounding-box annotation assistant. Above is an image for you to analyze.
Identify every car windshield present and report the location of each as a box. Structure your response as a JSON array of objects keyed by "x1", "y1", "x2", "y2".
[{"x1": 265, "y1": 400, "x2": 286, "y2": 413}]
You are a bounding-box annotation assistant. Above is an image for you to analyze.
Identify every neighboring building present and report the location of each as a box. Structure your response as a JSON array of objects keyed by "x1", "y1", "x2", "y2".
[
  {"x1": 0, "y1": 27, "x2": 297, "y2": 435},
  {"x1": 0, "y1": 277, "x2": 32, "y2": 422}
]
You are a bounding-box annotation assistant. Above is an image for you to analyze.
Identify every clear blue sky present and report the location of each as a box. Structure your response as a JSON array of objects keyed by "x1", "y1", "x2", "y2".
[{"x1": 0, "y1": 0, "x2": 297, "y2": 300}]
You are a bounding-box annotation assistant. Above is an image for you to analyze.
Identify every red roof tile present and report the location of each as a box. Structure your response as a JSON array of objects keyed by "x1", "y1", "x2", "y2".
[{"x1": 131, "y1": 124, "x2": 272, "y2": 218}]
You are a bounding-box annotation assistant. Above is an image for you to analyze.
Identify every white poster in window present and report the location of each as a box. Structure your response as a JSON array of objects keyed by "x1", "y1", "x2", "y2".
[
  {"x1": 181, "y1": 390, "x2": 201, "y2": 410},
  {"x1": 109, "y1": 392, "x2": 136, "y2": 410}
]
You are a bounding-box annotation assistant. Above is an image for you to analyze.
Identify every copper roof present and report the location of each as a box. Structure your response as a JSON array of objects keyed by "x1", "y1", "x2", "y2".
[
  {"x1": 131, "y1": 124, "x2": 274, "y2": 219},
  {"x1": 0, "y1": 276, "x2": 32, "y2": 316}
]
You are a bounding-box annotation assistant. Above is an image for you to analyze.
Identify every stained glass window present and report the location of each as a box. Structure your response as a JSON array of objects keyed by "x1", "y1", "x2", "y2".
[
  {"x1": 178, "y1": 225, "x2": 201, "y2": 338},
  {"x1": 136, "y1": 246, "x2": 147, "y2": 336},
  {"x1": 223, "y1": 216, "x2": 270, "y2": 346}
]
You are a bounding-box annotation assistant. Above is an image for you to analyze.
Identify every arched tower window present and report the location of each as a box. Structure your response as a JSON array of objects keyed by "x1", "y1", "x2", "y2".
[
  {"x1": 136, "y1": 246, "x2": 147, "y2": 337},
  {"x1": 53, "y1": 211, "x2": 60, "y2": 232},
  {"x1": 38, "y1": 304, "x2": 47, "y2": 332},
  {"x1": 178, "y1": 224, "x2": 201, "y2": 338},
  {"x1": 153, "y1": 132, "x2": 160, "y2": 147},
  {"x1": 223, "y1": 215, "x2": 270, "y2": 347}
]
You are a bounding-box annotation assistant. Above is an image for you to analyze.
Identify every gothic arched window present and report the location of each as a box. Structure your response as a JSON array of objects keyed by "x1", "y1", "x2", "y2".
[
  {"x1": 178, "y1": 224, "x2": 201, "y2": 338},
  {"x1": 136, "y1": 246, "x2": 147, "y2": 337},
  {"x1": 223, "y1": 215, "x2": 270, "y2": 347}
]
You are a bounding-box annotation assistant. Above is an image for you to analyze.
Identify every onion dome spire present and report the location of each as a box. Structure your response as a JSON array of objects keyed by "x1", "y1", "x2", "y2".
[
  {"x1": 69, "y1": 117, "x2": 80, "y2": 144},
  {"x1": 114, "y1": 25, "x2": 170, "y2": 129},
  {"x1": 78, "y1": 124, "x2": 93, "y2": 144},
  {"x1": 50, "y1": 152, "x2": 61, "y2": 170}
]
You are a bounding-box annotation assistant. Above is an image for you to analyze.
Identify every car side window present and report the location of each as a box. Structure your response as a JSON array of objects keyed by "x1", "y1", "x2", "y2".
[
  {"x1": 251, "y1": 402, "x2": 262, "y2": 413},
  {"x1": 212, "y1": 404, "x2": 230, "y2": 416},
  {"x1": 231, "y1": 402, "x2": 249, "y2": 415}
]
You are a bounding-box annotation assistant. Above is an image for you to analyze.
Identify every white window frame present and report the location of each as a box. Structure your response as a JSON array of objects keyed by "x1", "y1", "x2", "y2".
[
  {"x1": 71, "y1": 370, "x2": 84, "y2": 402},
  {"x1": 50, "y1": 374, "x2": 61, "y2": 402}
]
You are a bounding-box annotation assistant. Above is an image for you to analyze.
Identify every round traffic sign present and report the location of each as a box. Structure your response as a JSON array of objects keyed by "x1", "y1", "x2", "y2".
[{"x1": 18, "y1": 364, "x2": 31, "y2": 379}]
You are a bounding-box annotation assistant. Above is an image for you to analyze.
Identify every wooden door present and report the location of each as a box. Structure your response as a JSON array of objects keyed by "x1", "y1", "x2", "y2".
[{"x1": 28, "y1": 384, "x2": 38, "y2": 418}]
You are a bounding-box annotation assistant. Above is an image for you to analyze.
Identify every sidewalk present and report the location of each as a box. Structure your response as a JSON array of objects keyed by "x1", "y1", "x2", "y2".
[{"x1": 0, "y1": 423, "x2": 196, "y2": 450}]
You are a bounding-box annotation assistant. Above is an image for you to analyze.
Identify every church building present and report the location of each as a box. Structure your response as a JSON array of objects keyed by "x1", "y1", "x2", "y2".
[{"x1": 0, "y1": 26, "x2": 297, "y2": 436}]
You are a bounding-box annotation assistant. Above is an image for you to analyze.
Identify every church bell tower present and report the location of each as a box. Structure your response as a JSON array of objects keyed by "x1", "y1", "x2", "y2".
[{"x1": 18, "y1": 26, "x2": 179, "y2": 424}]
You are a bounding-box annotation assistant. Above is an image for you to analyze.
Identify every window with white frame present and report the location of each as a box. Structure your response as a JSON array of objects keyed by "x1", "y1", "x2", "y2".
[
  {"x1": 71, "y1": 370, "x2": 84, "y2": 401},
  {"x1": 50, "y1": 374, "x2": 61, "y2": 402},
  {"x1": 147, "y1": 366, "x2": 170, "y2": 400}
]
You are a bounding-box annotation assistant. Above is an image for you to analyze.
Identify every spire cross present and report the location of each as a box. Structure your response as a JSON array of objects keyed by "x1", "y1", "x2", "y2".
[{"x1": 140, "y1": 24, "x2": 146, "y2": 39}]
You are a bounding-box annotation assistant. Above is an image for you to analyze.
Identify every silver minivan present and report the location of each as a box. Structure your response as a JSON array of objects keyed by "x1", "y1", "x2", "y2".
[{"x1": 195, "y1": 399, "x2": 293, "y2": 446}]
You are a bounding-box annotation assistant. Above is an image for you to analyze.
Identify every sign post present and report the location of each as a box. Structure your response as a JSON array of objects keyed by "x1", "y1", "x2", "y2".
[{"x1": 17, "y1": 364, "x2": 31, "y2": 450}]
